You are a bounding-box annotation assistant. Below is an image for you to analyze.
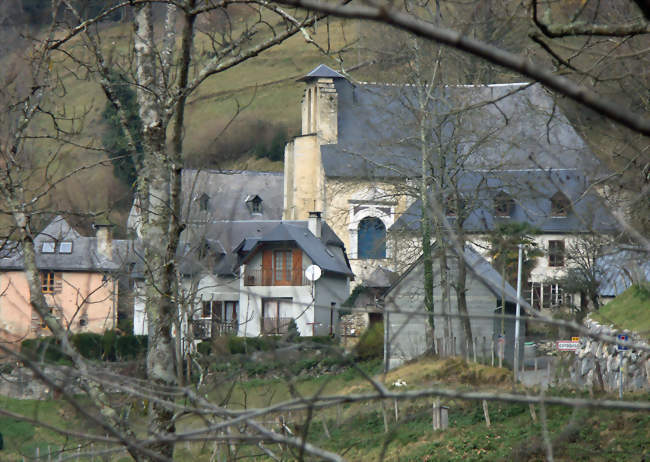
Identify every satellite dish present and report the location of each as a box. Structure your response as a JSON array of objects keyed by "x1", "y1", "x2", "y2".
[{"x1": 305, "y1": 265, "x2": 322, "y2": 282}]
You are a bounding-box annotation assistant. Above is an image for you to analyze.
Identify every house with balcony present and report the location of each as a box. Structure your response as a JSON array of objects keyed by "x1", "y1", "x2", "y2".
[
  {"x1": 130, "y1": 171, "x2": 354, "y2": 340},
  {"x1": 237, "y1": 212, "x2": 353, "y2": 337}
]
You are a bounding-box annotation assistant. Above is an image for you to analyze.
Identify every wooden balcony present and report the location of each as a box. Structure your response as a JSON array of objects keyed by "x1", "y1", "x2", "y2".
[{"x1": 243, "y1": 267, "x2": 308, "y2": 286}]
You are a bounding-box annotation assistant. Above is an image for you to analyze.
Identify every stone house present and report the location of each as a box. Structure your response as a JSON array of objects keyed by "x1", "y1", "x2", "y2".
[
  {"x1": 390, "y1": 169, "x2": 620, "y2": 311},
  {"x1": 282, "y1": 64, "x2": 606, "y2": 284}
]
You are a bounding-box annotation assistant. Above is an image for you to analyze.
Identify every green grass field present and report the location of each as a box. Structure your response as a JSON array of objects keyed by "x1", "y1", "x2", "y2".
[
  {"x1": 593, "y1": 283, "x2": 650, "y2": 338},
  {"x1": 1, "y1": 356, "x2": 648, "y2": 461}
]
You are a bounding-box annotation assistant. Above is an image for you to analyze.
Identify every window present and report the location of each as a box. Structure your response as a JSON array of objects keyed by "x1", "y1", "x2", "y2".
[
  {"x1": 274, "y1": 250, "x2": 293, "y2": 284},
  {"x1": 42, "y1": 241, "x2": 55, "y2": 253},
  {"x1": 444, "y1": 195, "x2": 466, "y2": 217},
  {"x1": 199, "y1": 193, "x2": 209, "y2": 211},
  {"x1": 41, "y1": 271, "x2": 61, "y2": 294},
  {"x1": 246, "y1": 195, "x2": 263, "y2": 214},
  {"x1": 548, "y1": 240, "x2": 565, "y2": 267},
  {"x1": 357, "y1": 217, "x2": 386, "y2": 259},
  {"x1": 32, "y1": 306, "x2": 61, "y2": 331},
  {"x1": 550, "y1": 192, "x2": 570, "y2": 217},
  {"x1": 494, "y1": 192, "x2": 514, "y2": 217},
  {"x1": 201, "y1": 301, "x2": 212, "y2": 318},
  {"x1": 59, "y1": 241, "x2": 72, "y2": 253},
  {"x1": 525, "y1": 282, "x2": 572, "y2": 310},
  {"x1": 262, "y1": 298, "x2": 293, "y2": 335}
]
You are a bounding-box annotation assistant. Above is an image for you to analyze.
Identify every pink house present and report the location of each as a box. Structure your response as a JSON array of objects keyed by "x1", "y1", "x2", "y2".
[{"x1": 0, "y1": 216, "x2": 121, "y2": 350}]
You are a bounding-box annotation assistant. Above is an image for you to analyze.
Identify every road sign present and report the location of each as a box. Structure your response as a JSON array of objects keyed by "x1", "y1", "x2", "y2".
[
  {"x1": 571, "y1": 337, "x2": 580, "y2": 342},
  {"x1": 617, "y1": 334, "x2": 629, "y2": 351},
  {"x1": 557, "y1": 341, "x2": 580, "y2": 351}
]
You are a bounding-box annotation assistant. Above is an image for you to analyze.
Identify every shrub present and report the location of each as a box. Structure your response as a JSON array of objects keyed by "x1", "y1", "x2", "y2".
[
  {"x1": 228, "y1": 336, "x2": 280, "y2": 354},
  {"x1": 354, "y1": 322, "x2": 384, "y2": 360},
  {"x1": 70, "y1": 333, "x2": 103, "y2": 359},
  {"x1": 196, "y1": 341, "x2": 212, "y2": 356},
  {"x1": 21, "y1": 337, "x2": 65, "y2": 363},
  {"x1": 286, "y1": 319, "x2": 299, "y2": 341},
  {"x1": 116, "y1": 335, "x2": 147, "y2": 360},
  {"x1": 101, "y1": 330, "x2": 119, "y2": 361}
]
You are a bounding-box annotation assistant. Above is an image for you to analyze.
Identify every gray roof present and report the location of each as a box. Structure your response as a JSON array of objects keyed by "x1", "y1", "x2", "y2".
[
  {"x1": 386, "y1": 245, "x2": 530, "y2": 309},
  {"x1": 241, "y1": 222, "x2": 352, "y2": 277},
  {"x1": 180, "y1": 220, "x2": 350, "y2": 277},
  {"x1": 0, "y1": 216, "x2": 124, "y2": 272},
  {"x1": 319, "y1": 79, "x2": 600, "y2": 178},
  {"x1": 363, "y1": 266, "x2": 398, "y2": 288},
  {"x1": 181, "y1": 169, "x2": 283, "y2": 223},
  {"x1": 297, "y1": 64, "x2": 345, "y2": 81},
  {"x1": 597, "y1": 247, "x2": 650, "y2": 298},
  {"x1": 392, "y1": 169, "x2": 619, "y2": 235}
]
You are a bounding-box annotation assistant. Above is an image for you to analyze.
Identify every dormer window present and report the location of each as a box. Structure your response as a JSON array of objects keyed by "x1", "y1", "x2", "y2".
[
  {"x1": 59, "y1": 241, "x2": 73, "y2": 254},
  {"x1": 42, "y1": 242, "x2": 55, "y2": 253},
  {"x1": 494, "y1": 192, "x2": 514, "y2": 217},
  {"x1": 551, "y1": 192, "x2": 570, "y2": 217},
  {"x1": 445, "y1": 196, "x2": 465, "y2": 217},
  {"x1": 246, "y1": 195, "x2": 263, "y2": 214},
  {"x1": 199, "y1": 193, "x2": 209, "y2": 211}
]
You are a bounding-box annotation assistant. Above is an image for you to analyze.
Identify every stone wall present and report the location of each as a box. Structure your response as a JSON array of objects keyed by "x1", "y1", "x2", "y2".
[
  {"x1": 570, "y1": 318, "x2": 649, "y2": 391},
  {"x1": 0, "y1": 365, "x2": 82, "y2": 399}
]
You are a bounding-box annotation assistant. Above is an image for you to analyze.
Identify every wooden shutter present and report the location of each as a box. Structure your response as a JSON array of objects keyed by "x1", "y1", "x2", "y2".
[
  {"x1": 292, "y1": 249, "x2": 302, "y2": 285},
  {"x1": 262, "y1": 249, "x2": 272, "y2": 285}
]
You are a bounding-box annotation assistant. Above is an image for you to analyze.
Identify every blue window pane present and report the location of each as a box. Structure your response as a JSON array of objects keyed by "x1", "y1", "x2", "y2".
[{"x1": 358, "y1": 217, "x2": 386, "y2": 259}]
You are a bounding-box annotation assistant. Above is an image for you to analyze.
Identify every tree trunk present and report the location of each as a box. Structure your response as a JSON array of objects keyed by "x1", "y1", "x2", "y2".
[
  {"x1": 134, "y1": 4, "x2": 177, "y2": 458},
  {"x1": 456, "y1": 248, "x2": 474, "y2": 357}
]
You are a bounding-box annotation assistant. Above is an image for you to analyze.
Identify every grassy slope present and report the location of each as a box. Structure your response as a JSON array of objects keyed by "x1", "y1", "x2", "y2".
[
  {"x1": 2, "y1": 357, "x2": 647, "y2": 461},
  {"x1": 592, "y1": 283, "x2": 650, "y2": 337}
]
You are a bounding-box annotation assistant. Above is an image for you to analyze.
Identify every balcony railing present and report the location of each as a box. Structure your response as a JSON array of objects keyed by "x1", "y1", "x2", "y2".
[
  {"x1": 192, "y1": 319, "x2": 238, "y2": 339},
  {"x1": 262, "y1": 317, "x2": 293, "y2": 335},
  {"x1": 243, "y1": 267, "x2": 309, "y2": 286}
]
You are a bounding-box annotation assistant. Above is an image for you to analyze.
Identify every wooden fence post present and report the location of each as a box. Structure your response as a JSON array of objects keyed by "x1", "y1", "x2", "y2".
[{"x1": 482, "y1": 400, "x2": 491, "y2": 428}]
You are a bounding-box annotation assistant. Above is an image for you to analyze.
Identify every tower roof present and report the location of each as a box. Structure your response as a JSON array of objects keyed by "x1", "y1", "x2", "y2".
[{"x1": 297, "y1": 64, "x2": 346, "y2": 82}]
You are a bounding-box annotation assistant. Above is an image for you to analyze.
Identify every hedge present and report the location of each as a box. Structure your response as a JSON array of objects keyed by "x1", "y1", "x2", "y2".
[{"x1": 21, "y1": 332, "x2": 148, "y2": 362}]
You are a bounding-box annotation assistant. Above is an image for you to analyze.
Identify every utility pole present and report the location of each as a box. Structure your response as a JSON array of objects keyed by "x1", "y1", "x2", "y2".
[{"x1": 513, "y1": 244, "x2": 523, "y2": 383}]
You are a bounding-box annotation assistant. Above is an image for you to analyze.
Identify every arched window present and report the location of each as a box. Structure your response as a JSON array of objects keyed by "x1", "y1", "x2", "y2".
[
  {"x1": 357, "y1": 217, "x2": 386, "y2": 259},
  {"x1": 550, "y1": 192, "x2": 570, "y2": 217}
]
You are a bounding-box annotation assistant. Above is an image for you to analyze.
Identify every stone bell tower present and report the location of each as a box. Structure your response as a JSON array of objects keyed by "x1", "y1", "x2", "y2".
[{"x1": 283, "y1": 65, "x2": 345, "y2": 220}]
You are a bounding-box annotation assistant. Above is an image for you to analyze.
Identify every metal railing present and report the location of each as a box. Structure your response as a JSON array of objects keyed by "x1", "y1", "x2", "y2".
[
  {"x1": 262, "y1": 317, "x2": 293, "y2": 335},
  {"x1": 192, "y1": 319, "x2": 238, "y2": 338}
]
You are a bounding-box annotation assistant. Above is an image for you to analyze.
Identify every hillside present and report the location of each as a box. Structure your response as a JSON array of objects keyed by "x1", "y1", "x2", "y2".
[{"x1": 592, "y1": 283, "x2": 650, "y2": 338}]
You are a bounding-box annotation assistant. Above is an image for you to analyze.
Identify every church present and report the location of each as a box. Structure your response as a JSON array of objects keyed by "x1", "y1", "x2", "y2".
[{"x1": 282, "y1": 64, "x2": 618, "y2": 302}]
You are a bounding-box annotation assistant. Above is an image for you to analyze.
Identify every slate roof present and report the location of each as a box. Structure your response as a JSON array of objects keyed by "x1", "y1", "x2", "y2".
[
  {"x1": 0, "y1": 216, "x2": 126, "y2": 272},
  {"x1": 181, "y1": 169, "x2": 284, "y2": 222},
  {"x1": 180, "y1": 220, "x2": 350, "y2": 277},
  {"x1": 319, "y1": 77, "x2": 600, "y2": 178},
  {"x1": 597, "y1": 247, "x2": 650, "y2": 298},
  {"x1": 297, "y1": 64, "x2": 346, "y2": 81},
  {"x1": 391, "y1": 169, "x2": 619, "y2": 235},
  {"x1": 363, "y1": 266, "x2": 398, "y2": 288},
  {"x1": 241, "y1": 222, "x2": 353, "y2": 277},
  {"x1": 386, "y1": 245, "x2": 530, "y2": 309}
]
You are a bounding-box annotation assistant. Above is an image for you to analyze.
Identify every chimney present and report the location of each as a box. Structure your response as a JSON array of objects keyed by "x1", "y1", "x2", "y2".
[
  {"x1": 93, "y1": 223, "x2": 114, "y2": 259},
  {"x1": 308, "y1": 211, "x2": 322, "y2": 239}
]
